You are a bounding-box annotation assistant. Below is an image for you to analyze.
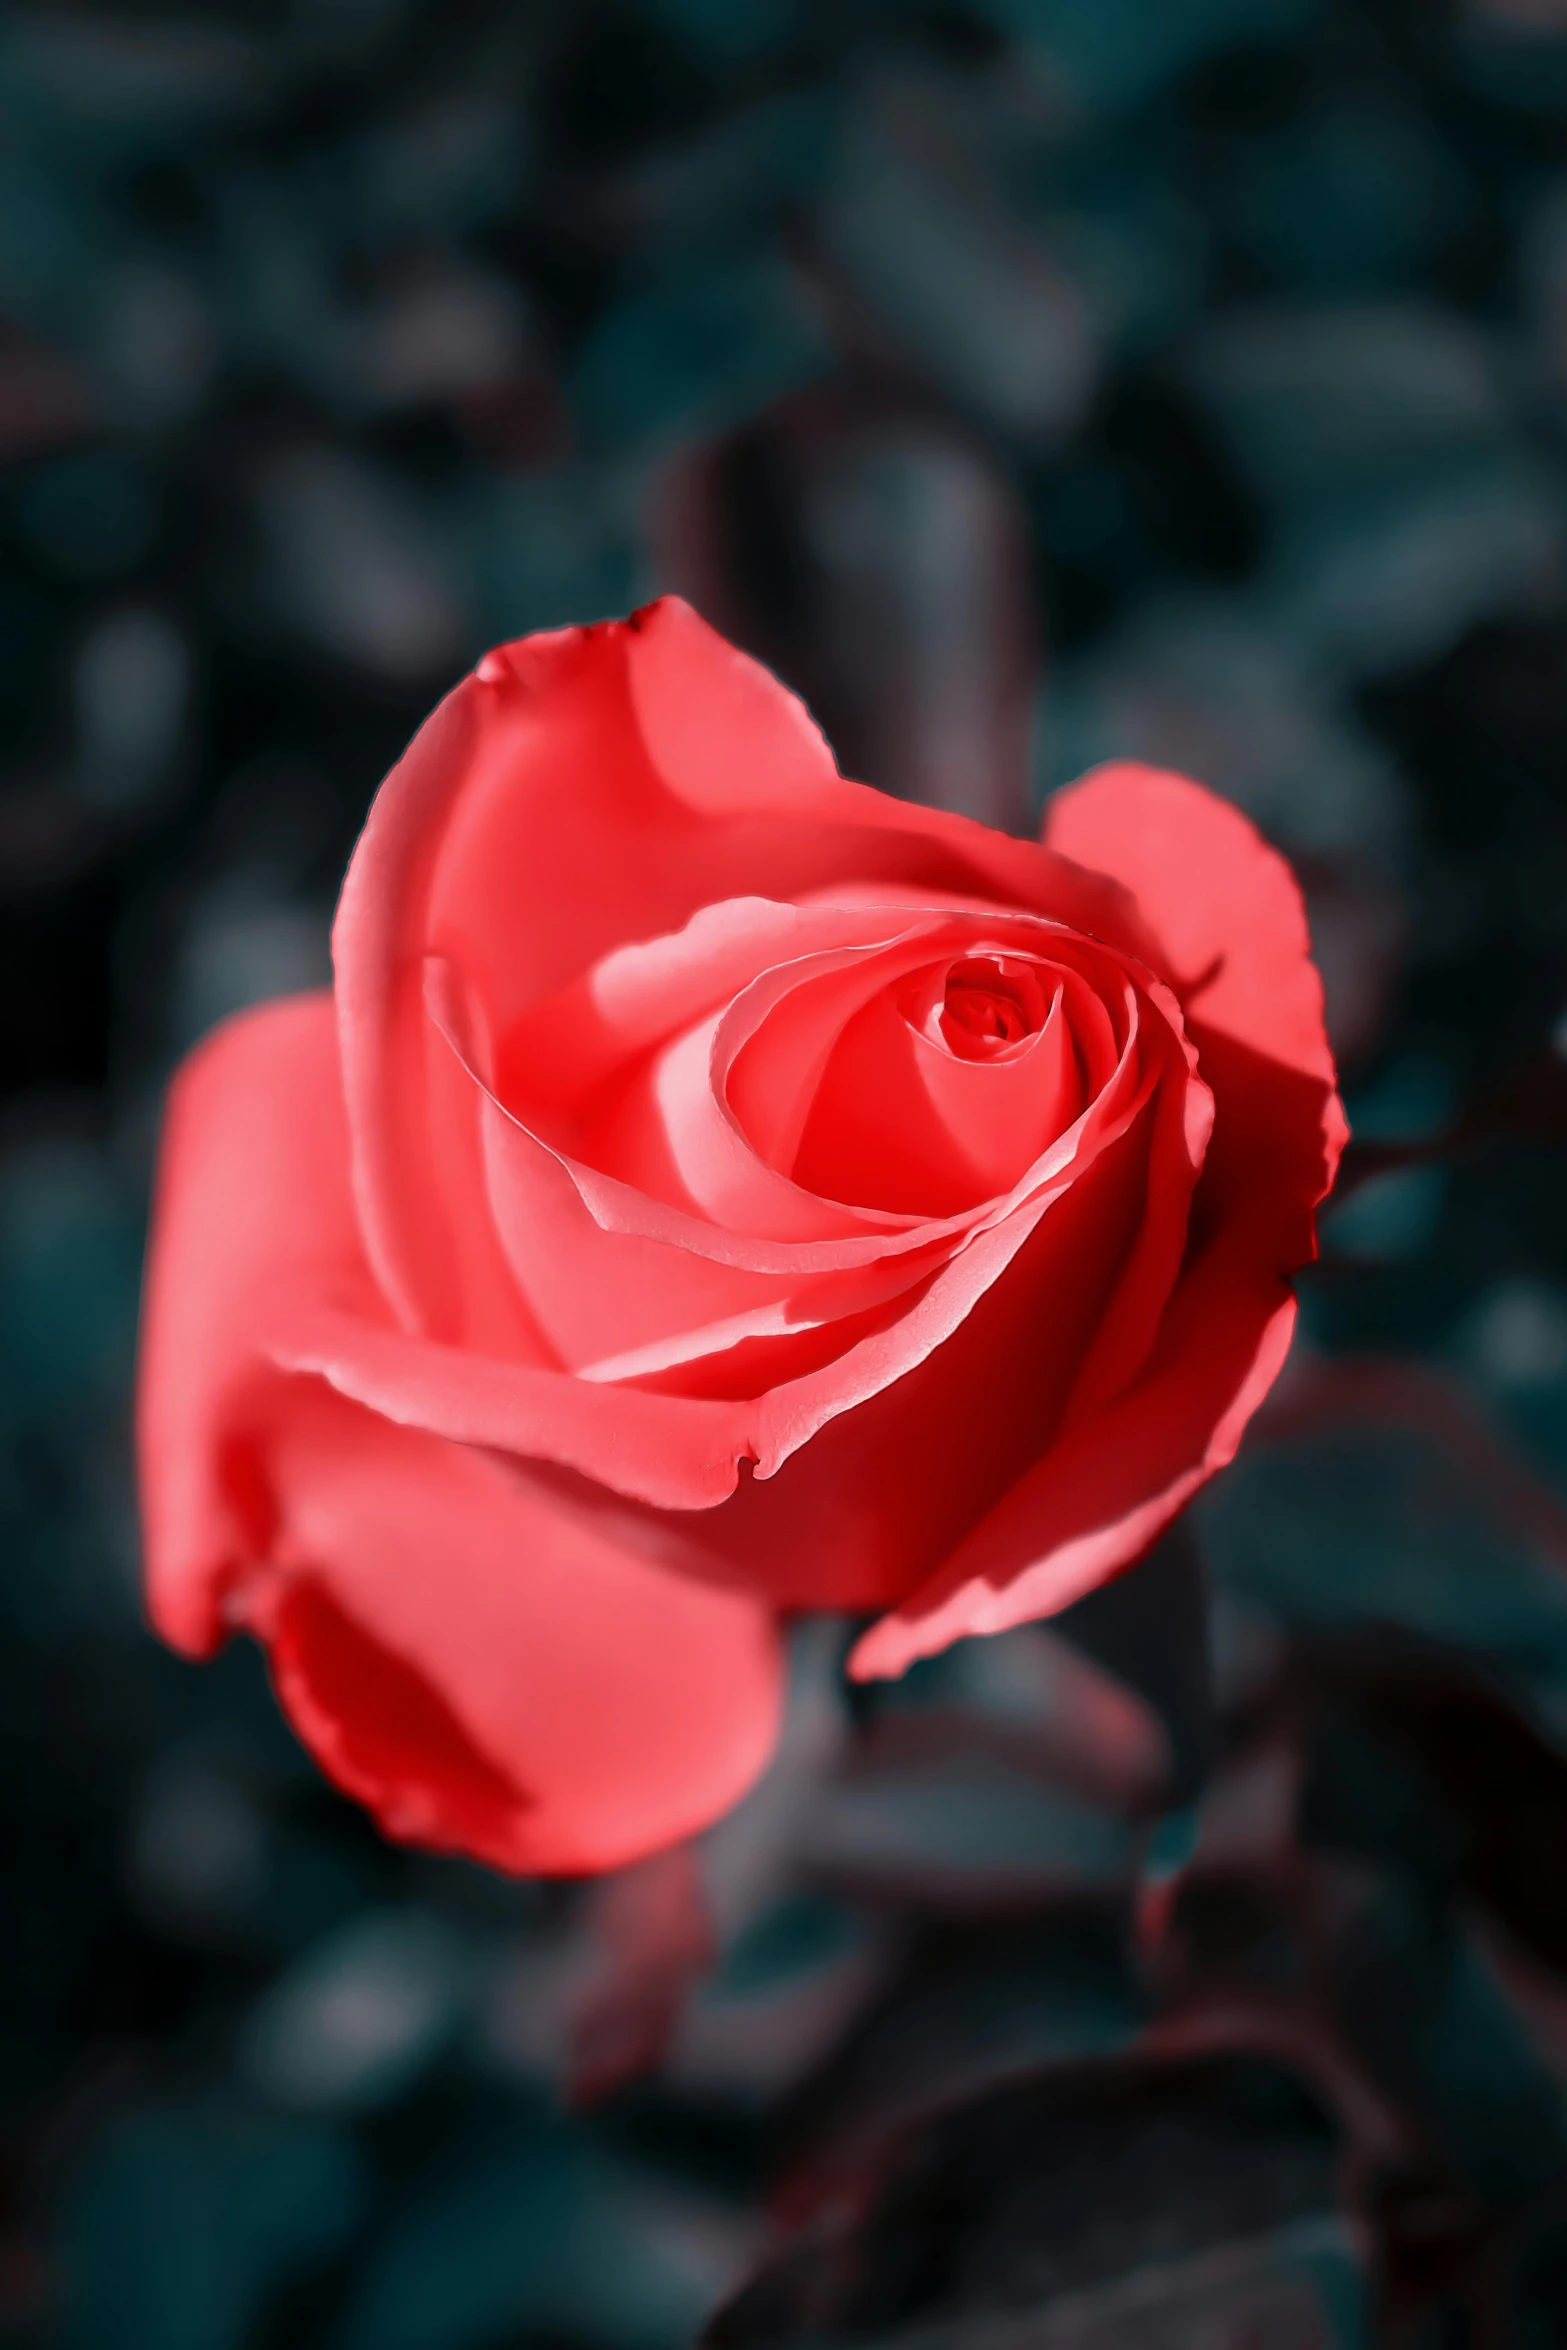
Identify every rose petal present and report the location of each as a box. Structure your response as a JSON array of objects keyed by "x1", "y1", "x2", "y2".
[
  {"x1": 1044, "y1": 761, "x2": 1344, "y2": 1118},
  {"x1": 137, "y1": 993, "x2": 380, "y2": 1653},
  {"x1": 623, "y1": 601, "x2": 1151, "y2": 957},
  {"x1": 137, "y1": 995, "x2": 783, "y2": 1870},
  {"x1": 1045, "y1": 761, "x2": 1346, "y2": 1284},
  {"x1": 1062, "y1": 969, "x2": 1213, "y2": 1425},
  {"x1": 850, "y1": 768, "x2": 1346, "y2": 1677},
  {"x1": 252, "y1": 1386, "x2": 782, "y2": 1875},
  {"x1": 848, "y1": 1231, "x2": 1299, "y2": 1677},
  {"x1": 675, "y1": 1093, "x2": 1171, "y2": 1608},
  {"x1": 430, "y1": 952, "x2": 963, "y2": 1387},
  {"x1": 274, "y1": 1311, "x2": 752, "y2": 1509},
  {"x1": 498, "y1": 894, "x2": 922, "y2": 1127}
]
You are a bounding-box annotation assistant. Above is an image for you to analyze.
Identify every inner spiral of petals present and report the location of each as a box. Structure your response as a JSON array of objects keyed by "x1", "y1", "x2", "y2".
[
  {"x1": 489, "y1": 904, "x2": 1150, "y2": 1242},
  {"x1": 790, "y1": 947, "x2": 1101, "y2": 1216},
  {"x1": 930, "y1": 957, "x2": 1050, "y2": 1060}
]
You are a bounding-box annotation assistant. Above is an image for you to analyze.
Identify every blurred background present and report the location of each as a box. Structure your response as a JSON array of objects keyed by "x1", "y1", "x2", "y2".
[{"x1": 5, "y1": 0, "x2": 1567, "y2": 2343}]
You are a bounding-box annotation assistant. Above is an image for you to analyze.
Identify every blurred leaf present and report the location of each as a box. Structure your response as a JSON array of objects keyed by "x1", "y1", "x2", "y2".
[
  {"x1": 705, "y1": 2051, "x2": 1360, "y2": 2348},
  {"x1": 1202, "y1": 1365, "x2": 1567, "y2": 1737},
  {"x1": 0, "y1": 1136, "x2": 140, "y2": 1415},
  {"x1": 572, "y1": 260, "x2": 828, "y2": 456},
  {"x1": 239, "y1": 1907, "x2": 470, "y2": 2113},
  {"x1": 666, "y1": 1894, "x2": 894, "y2": 2107},
  {"x1": 250, "y1": 447, "x2": 469, "y2": 680},
  {"x1": 780, "y1": 1921, "x2": 1143, "y2": 2169},
  {"x1": 865, "y1": 1621, "x2": 1171, "y2": 1815},
  {"x1": 333, "y1": 2123, "x2": 747, "y2": 2350},
  {"x1": 60, "y1": 2096, "x2": 367, "y2": 2350},
  {"x1": 800, "y1": 1753, "x2": 1135, "y2": 1912},
  {"x1": 968, "y1": 0, "x2": 1317, "y2": 117},
  {"x1": 817, "y1": 115, "x2": 1097, "y2": 442}
]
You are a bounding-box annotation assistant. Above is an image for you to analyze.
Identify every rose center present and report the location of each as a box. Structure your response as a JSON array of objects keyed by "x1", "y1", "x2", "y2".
[{"x1": 937, "y1": 957, "x2": 1044, "y2": 1060}]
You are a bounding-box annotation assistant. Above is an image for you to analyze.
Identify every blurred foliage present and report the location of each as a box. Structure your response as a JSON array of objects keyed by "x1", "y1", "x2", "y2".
[{"x1": 4, "y1": 0, "x2": 1567, "y2": 2345}]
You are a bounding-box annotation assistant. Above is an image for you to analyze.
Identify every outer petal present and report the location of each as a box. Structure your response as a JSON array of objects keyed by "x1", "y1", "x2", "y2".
[
  {"x1": 137, "y1": 994, "x2": 378, "y2": 1653},
  {"x1": 851, "y1": 766, "x2": 1345, "y2": 1678},
  {"x1": 251, "y1": 1389, "x2": 783, "y2": 1874},
  {"x1": 136, "y1": 998, "x2": 783, "y2": 1871},
  {"x1": 848, "y1": 1227, "x2": 1300, "y2": 1676},
  {"x1": 1043, "y1": 760, "x2": 1343, "y2": 1109},
  {"x1": 1042, "y1": 762, "x2": 1347, "y2": 1258}
]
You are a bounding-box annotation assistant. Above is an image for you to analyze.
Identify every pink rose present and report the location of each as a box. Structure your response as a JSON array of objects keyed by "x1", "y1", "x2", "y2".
[{"x1": 137, "y1": 600, "x2": 1344, "y2": 1872}]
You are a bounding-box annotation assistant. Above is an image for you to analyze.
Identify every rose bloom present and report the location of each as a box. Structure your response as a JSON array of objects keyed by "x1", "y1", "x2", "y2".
[{"x1": 138, "y1": 600, "x2": 1344, "y2": 1873}]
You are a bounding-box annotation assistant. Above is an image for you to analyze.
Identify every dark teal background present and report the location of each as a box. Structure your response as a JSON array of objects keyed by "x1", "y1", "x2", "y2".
[{"x1": 5, "y1": 2, "x2": 1567, "y2": 2344}]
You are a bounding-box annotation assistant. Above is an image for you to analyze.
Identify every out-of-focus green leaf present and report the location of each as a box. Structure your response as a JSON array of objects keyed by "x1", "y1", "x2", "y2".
[
  {"x1": 59, "y1": 2098, "x2": 367, "y2": 2350},
  {"x1": 334, "y1": 2123, "x2": 746, "y2": 2350}
]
